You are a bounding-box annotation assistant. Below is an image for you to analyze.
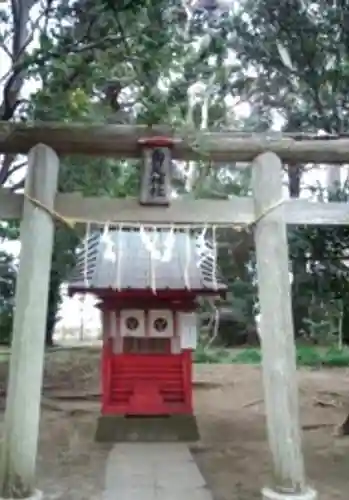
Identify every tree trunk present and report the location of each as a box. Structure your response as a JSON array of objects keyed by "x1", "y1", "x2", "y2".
[
  {"x1": 287, "y1": 163, "x2": 308, "y2": 337},
  {"x1": 45, "y1": 269, "x2": 62, "y2": 347},
  {"x1": 339, "y1": 414, "x2": 349, "y2": 435},
  {"x1": 44, "y1": 226, "x2": 80, "y2": 347}
]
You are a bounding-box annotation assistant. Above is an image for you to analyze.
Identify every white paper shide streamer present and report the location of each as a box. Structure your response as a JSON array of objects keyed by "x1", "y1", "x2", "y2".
[
  {"x1": 140, "y1": 225, "x2": 175, "y2": 262},
  {"x1": 195, "y1": 225, "x2": 219, "y2": 289},
  {"x1": 114, "y1": 223, "x2": 124, "y2": 291},
  {"x1": 184, "y1": 226, "x2": 192, "y2": 290},
  {"x1": 140, "y1": 225, "x2": 176, "y2": 293},
  {"x1": 101, "y1": 222, "x2": 114, "y2": 261},
  {"x1": 83, "y1": 222, "x2": 91, "y2": 287},
  {"x1": 100, "y1": 222, "x2": 119, "y2": 291},
  {"x1": 150, "y1": 226, "x2": 157, "y2": 294},
  {"x1": 98, "y1": 223, "x2": 219, "y2": 294}
]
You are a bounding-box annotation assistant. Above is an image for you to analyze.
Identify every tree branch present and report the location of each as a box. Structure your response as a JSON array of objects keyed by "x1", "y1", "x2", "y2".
[
  {"x1": 0, "y1": 0, "x2": 39, "y2": 120},
  {"x1": 0, "y1": 155, "x2": 16, "y2": 186},
  {"x1": 9, "y1": 178, "x2": 25, "y2": 192},
  {"x1": 0, "y1": 156, "x2": 26, "y2": 187}
]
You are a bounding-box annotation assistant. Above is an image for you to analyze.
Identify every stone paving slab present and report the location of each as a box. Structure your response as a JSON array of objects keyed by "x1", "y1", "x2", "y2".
[{"x1": 103, "y1": 443, "x2": 213, "y2": 500}]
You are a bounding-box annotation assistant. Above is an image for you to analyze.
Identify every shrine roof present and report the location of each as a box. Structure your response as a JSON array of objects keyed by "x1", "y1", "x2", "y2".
[{"x1": 68, "y1": 227, "x2": 227, "y2": 295}]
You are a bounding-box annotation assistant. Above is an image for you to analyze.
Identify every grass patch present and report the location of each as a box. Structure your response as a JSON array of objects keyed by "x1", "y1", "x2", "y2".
[
  {"x1": 194, "y1": 345, "x2": 349, "y2": 367},
  {"x1": 194, "y1": 346, "x2": 233, "y2": 364},
  {"x1": 321, "y1": 346, "x2": 349, "y2": 367},
  {"x1": 2, "y1": 341, "x2": 348, "y2": 368},
  {"x1": 296, "y1": 345, "x2": 349, "y2": 367},
  {"x1": 296, "y1": 346, "x2": 323, "y2": 367},
  {"x1": 231, "y1": 348, "x2": 262, "y2": 364}
]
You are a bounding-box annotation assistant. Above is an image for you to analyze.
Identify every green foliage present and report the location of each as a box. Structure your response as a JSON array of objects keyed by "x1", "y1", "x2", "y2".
[
  {"x1": 0, "y1": 223, "x2": 19, "y2": 241},
  {"x1": 222, "y1": 0, "x2": 349, "y2": 347},
  {"x1": 232, "y1": 348, "x2": 261, "y2": 364},
  {"x1": 4, "y1": 0, "x2": 349, "y2": 349},
  {"x1": 296, "y1": 346, "x2": 323, "y2": 367},
  {"x1": 194, "y1": 345, "x2": 349, "y2": 368},
  {"x1": 296, "y1": 346, "x2": 349, "y2": 368},
  {"x1": 199, "y1": 171, "x2": 258, "y2": 346},
  {"x1": 45, "y1": 226, "x2": 81, "y2": 345},
  {"x1": 228, "y1": 0, "x2": 349, "y2": 133},
  {"x1": 0, "y1": 251, "x2": 16, "y2": 345},
  {"x1": 194, "y1": 345, "x2": 232, "y2": 364},
  {"x1": 25, "y1": 0, "x2": 173, "y2": 341},
  {"x1": 321, "y1": 347, "x2": 349, "y2": 367},
  {"x1": 287, "y1": 184, "x2": 349, "y2": 343},
  {"x1": 21, "y1": 0, "x2": 243, "y2": 342},
  {"x1": 0, "y1": 223, "x2": 19, "y2": 345}
]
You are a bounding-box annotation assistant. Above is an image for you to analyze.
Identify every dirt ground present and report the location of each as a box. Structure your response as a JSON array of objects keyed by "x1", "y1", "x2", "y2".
[
  {"x1": 193, "y1": 364, "x2": 349, "y2": 500},
  {"x1": 0, "y1": 349, "x2": 349, "y2": 499}
]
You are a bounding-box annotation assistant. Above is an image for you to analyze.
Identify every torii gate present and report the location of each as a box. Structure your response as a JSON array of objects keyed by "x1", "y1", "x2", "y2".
[{"x1": 1, "y1": 122, "x2": 346, "y2": 500}]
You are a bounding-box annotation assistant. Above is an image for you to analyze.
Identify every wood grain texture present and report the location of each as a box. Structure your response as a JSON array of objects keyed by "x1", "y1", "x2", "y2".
[
  {"x1": 1, "y1": 189, "x2": 349, "y2": 226},
  {"x1": 0, "y1": 145, "x2": 59, "y2": 497},
  {"x1": 252, "y1": 152, "x2": 307, "y2": 494},
  {"x1": 1, "y1": 122, "x2": 349, "y2": 162}
]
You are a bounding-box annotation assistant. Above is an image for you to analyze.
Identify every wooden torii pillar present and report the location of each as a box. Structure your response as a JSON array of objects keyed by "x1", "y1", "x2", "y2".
[
  {"x1": 251, "y1": 152, "x2": 317, "y2": 500},
  {"x1": 0, "y1": 144, "x2": 59, "y2": 499}
]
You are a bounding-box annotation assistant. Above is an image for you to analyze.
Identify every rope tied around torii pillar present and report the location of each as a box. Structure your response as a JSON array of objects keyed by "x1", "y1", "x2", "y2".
[{"x1": 23, "y1": 192, "x2": 76, "y2": 228}]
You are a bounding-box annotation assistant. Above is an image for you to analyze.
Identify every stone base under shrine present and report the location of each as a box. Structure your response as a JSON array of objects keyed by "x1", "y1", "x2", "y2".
[{"x1": 95, "y1": 414, "x2": 200, "y2": 443}]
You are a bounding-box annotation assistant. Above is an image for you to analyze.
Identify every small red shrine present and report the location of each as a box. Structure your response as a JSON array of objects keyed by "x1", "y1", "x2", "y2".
[
  {"x1": 68, "y1": 227, "x2": 226, "y2": 441},
  {"x1": 68, "y1": 136, "x2": 226, "y2": 440}
]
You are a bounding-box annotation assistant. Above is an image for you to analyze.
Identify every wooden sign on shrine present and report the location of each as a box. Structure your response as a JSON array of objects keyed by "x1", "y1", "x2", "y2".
[{"x1": 138, "y1": 136, "x2": 174, "y2": 205}]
